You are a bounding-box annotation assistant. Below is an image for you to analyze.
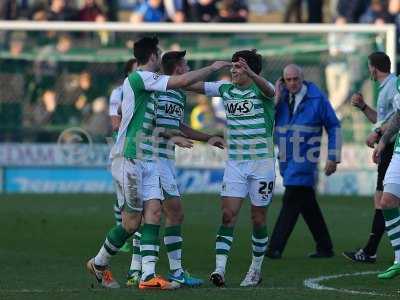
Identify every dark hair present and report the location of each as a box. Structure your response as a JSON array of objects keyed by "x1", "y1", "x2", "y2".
[
  {"x1": 232, "y1": 49, "x2": 262, "y2": 75},
  {"x1": 133, "y1": 36, "x2": 159, "y2": 65},
  {"x1": 124, "y1": 58, "x2": 137, "y2": 77},
  {"x1": 368, "y1": 51, "x2": 391, "y2": 73},
  {"x1": 162, "y1": 50, "x2": 186, "y2": 75}
]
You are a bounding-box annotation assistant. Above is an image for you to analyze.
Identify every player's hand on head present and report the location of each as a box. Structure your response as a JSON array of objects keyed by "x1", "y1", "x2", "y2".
[
  {"x1": 351, "y1": 92, "x2": 365, "y2": 109},
  {"x1": 235, "y1": 58, "x2": 256, "y2": 77},
  {"x1": 211, "y1": 61, "x2": 231, "y2": 71}
]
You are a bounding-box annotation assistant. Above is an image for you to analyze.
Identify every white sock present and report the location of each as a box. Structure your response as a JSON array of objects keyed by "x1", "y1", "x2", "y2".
[
  {"x1": 130, "y1": 254, "x2": 142, "y2": 271},
  {"x1": 216, "y1": 254, "x2": 227, "y2": 274},
  {"x1": 94, "y1": 246, "x2": 112, "y2": 267},
  {"x1": 141, "y1": 256, "x2": 156, "y2": 281},
  {"x1": 394, "y1": 250, "x2": 400, "y2": 264},
  {"x1": 250, "y1": 255, "x2": 264, "y2": 271}
]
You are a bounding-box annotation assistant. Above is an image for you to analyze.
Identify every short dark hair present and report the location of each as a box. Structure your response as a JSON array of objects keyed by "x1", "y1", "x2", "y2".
[
  {"x1": 133, "y1": 36, "x2": 159, "y2": 65},
  {"x1": 232, "y1": 49, "x2": 262, "y2": 75},
  {"x1": 162, "y1": 50, "x2": 186, "y2": 75},
  {"x1": 124, "y1": 58, "x2": 137, "y2": 77},
  {"x1": 368, "y1": 51, "x2": 391, "y2": 73}
]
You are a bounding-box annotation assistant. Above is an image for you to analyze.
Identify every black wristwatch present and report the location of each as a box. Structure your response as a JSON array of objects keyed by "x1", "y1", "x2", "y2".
[{"x1": 374, "y1": 127, "x2": 383, "y2": 137}]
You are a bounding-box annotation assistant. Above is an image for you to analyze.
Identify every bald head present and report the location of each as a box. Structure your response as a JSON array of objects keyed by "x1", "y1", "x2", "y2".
[{"x1": 283, "y1": 64, "x2": 304, "y2": 94}]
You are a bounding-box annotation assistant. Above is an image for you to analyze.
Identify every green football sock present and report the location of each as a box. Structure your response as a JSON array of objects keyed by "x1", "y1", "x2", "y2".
[
  {"x1": 164, "y1": 225, "x2": 183, "y2": 273},
  {"x1": 215, "y1": 225, "x2": 234, "y2": 273},
  {"x1": 140, "y1": 224, "x2": 160, "y2": 281}
]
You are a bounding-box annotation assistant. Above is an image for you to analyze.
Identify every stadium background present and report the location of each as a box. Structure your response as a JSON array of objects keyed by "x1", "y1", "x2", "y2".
[
  {"x1": 1, "y1": 1, "x2": 400, "y2": 299},
  {"x1": 0, "y1": 19, "x2": 397, "y2": 195}
]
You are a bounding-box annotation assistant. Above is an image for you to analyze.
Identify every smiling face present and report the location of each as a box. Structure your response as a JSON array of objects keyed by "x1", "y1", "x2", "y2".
[{"x1": 230, "y1": 61, "x2": 250, "y2": 86}]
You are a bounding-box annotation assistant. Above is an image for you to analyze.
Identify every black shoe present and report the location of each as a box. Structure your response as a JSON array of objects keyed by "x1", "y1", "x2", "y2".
[
  {"x1": 265, "y1": 249, "x2": 282, "y2": 259},
  {"x1": 342, "y1": 249, "x2": 376, "y2": 263},
  {"x1": 308, "y1": 251, "x2": 334, "y2": 258},
  {"x1": 210, "y1": 271, "x2": 225, "y2": 287}
]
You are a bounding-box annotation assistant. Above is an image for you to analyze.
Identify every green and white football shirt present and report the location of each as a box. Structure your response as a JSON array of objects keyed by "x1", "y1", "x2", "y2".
[
  {"x1": 393, "y1": 76, "x2": 400, "y2": 154},
  {"x1": 205, "y1": 81, "x2": 275, "y2": 160},
  {"x1": 153, "y1": 89, "x2": 186, "y2": 160},
  {"x1": 111, "y1": 70, "x2": 170, "y2": 160}
]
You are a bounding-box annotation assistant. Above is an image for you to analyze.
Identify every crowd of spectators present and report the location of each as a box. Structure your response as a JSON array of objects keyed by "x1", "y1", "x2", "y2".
[
  {"x1": 0, "y1": 0, "x2": 399, "y2": 25},
  {"x1": 0, "y1": 0, "x2": 251, "y2": 23},
  {"x1": 0, "y1": 0, "x2": 399, "y2": 142}
]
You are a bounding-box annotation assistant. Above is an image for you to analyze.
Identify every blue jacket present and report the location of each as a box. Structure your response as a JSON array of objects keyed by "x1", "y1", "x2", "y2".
[{"x1": 275, "y1": 81, "x2": 341, "y2": 187}]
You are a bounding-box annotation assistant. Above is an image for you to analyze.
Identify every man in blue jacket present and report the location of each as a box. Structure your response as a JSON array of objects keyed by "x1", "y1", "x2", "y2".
[{"x1": 266, "y1": 64, "x2": 341, "y2": 259}]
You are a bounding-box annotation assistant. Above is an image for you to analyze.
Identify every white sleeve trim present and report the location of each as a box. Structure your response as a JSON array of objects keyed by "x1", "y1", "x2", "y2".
[
  {"x1": 204, "y1": 81, "x2": 229, "y2": 97},
  {"x1": 138, "y1": 71, "x2": 170, "y2": 92}
]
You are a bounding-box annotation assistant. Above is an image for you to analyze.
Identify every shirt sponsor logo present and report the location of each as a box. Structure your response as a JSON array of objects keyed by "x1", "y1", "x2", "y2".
[
  {"x1": 164, "y1": 102, "x2": 183, "y2": 118},
  {"x1": 225, "y1": 100, "x2": 254, "y2": 117}
]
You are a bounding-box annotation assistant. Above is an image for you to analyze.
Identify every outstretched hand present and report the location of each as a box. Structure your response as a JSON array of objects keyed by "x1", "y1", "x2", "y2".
[
  {"x1": 171, "y1": 136, "x2": 194, "y2": 149},
  {"x1": 208, "y1": 134, "x2": 226, "y2": 149},
  {"x1": 211, "y1": 61, "x2": 232, "y2": 71}
]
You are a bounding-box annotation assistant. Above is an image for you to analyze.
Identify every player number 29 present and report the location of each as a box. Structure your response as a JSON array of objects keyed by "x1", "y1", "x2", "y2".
[{"x1": 258, "y1": 181, "x2": 274, "y2": 195}]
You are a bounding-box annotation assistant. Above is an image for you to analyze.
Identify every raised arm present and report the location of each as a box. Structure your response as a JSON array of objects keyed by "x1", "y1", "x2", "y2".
[
  {"x1": 351, "y1": 92, "x2": 377, "y2": 124},
  {"x1": 167, "y1": 61, "x2": 231, "y2": 90},
  {"x1": 235, "y1": 58, "x2": 275, "y2": 98}
]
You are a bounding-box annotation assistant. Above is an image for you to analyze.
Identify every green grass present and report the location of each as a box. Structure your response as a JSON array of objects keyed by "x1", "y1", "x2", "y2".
[{"x1": 0, "y1": 193, "x2": 399, "y2": 300}]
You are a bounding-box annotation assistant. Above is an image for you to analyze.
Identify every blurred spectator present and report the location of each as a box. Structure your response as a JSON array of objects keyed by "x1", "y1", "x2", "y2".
[
  {"x1": 0, "y1": 0, "x2": 19, "y2": 20},
  {"x1": 46, "y1": 0, "x2": 77, "y2": 21},
  {"x1": 9, "y1": 32, "x2": 26, "y2": 57},
  {"x1": 190, "y1": 95, "x2": 214, "y2": 130},
  {"x1": 389, "y1": 0, "x2": 400, "y2": 54},
  {"x1": 79, "y1": 0, "x2": 106, "y2": 21},
  {"x1": 360, "y1": 0, "x2": 393, "y2": 24},
  {"x1": 284, "y1": 0, "x2": 323, "y2": 23},
  {"x1": 130, "y1": 0, "x2": 167, "y2": 22},
  {"x1": 164, "y1": 0, "x2": 186, "y2": 22},
  {"x1": 73, "y1": 71, "x2": 96, "y2": 117},
  {"x1": 190, "y1": 0, "x2": 218, "y2": 22},
  {"x1": 284, "y1": 0, "x2": 302, "y2": 23},
  {"x1": 307, "y1": 0, "x2": 323, "y2": 23},
  {"x1": 336, "y1": 0, "x2": 370, "y2": 23},
  {"x1": 216, "y1": 0, "x2": 248, "y2": 22},
  {"x1": 25, "y1": 90, "x2": 57, "y2": 127},
  {"x1": 56, "y1": 34, "x2": 72, "y2": 53},
  {"x1": 83, "y1": 96, "x2": 110, "y2": 140}
]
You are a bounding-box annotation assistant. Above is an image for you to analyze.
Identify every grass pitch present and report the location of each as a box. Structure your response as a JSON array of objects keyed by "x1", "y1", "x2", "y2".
[{"x1": 0, "y1": 193, "x2": 399, "y2": 300}]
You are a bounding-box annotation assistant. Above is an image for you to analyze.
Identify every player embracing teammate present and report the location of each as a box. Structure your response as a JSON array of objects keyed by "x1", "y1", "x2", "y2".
[
  {"x1": 86, "y1": 36, "x2": 229, "y2": 289},
  {"x1": 87, "y1": 36, "x2": 276, "y2": 289}
]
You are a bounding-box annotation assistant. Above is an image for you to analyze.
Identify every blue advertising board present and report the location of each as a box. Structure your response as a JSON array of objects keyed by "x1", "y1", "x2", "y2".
[{"x1": 4, "y1": 167, "x2": 225, "y2": 194}]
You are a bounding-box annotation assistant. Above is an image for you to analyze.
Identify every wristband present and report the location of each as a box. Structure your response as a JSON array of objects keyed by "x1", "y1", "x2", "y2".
[
  {"x1": 361, "y1": 104, "x2": 367, "y2": 111},
  {"x1": 374, "y1": 127, "x2": 383, "y2": 137}
]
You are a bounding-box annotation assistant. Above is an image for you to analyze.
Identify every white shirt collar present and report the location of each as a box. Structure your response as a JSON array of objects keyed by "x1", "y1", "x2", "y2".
[{"x1": 290, "y1": 84, "x2": 307, "y2": 114}]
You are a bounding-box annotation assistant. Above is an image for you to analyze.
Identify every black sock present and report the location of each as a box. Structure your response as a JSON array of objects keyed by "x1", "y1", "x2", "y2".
[{"x1": 363, "y1": 209, "x2": 385, "y2": 256}]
